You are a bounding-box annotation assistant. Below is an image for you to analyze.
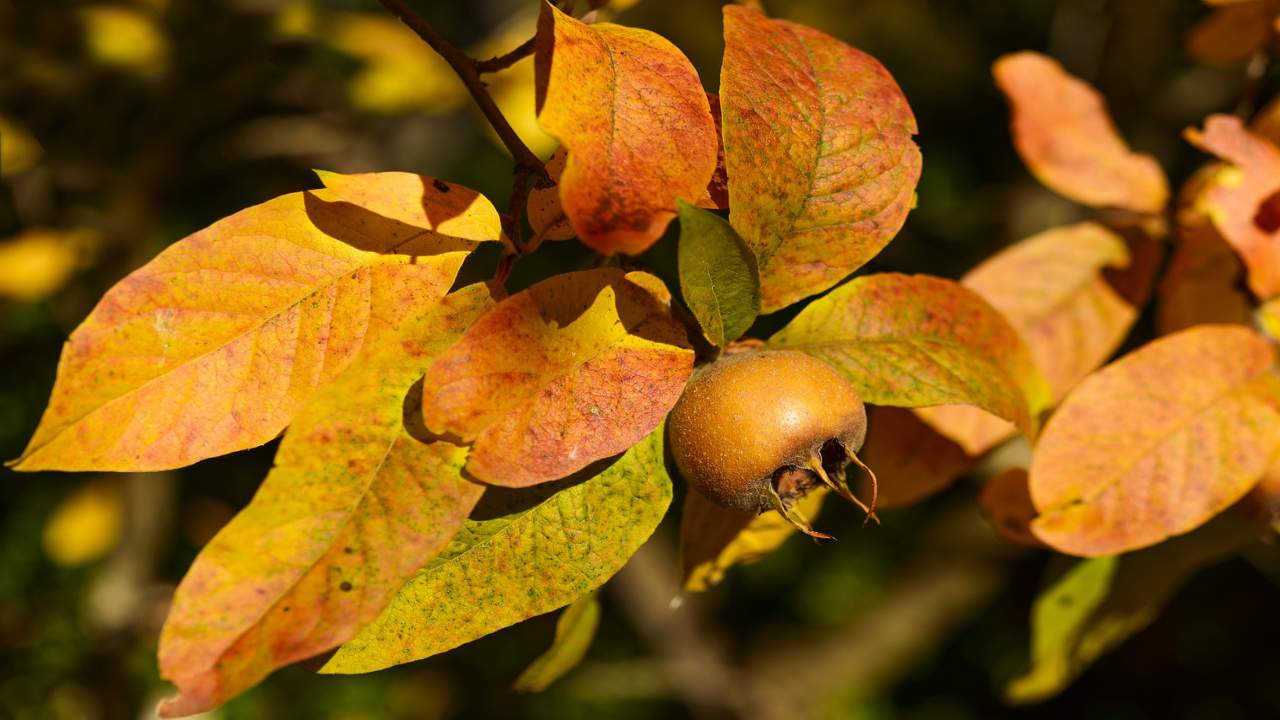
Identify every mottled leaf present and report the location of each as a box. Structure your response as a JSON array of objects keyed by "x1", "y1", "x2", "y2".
[
  {"x1": 769, "y1": 273, "x2": 1051, "y2": 435},
  {"x1": 721, "y1": 5, "x2": 921, "y2": 312},
  {"x1": 1008, "y1": 509, "x2": 1269, "y2": 703},
  {"x1": 321, "y1": 424, "x2": 673, "y2": 674},
  {"x1": 1185, "y1": 114, "x2": 1280, "y2": 298},
  {"x1": 680, "y1": 487, "x2": 828, "y2": 592},
  {"x1": 916, "y1": 223, "x2": 1136, "y2": 455},
  {"x1": 994, "y1": 52, "x2": 1168, "y2": 214},
  {"x1": 422, "y1": 268, "x2": 691, "y2": 487},
  {"x1": 980, "y1": 468, "x2": 1042, "y2": 548},
  {"x1": 157, "y1": 284, "x2": 493, "y2": 717},
  {"x1": 12, "y1": 171, "x2": 498, "y2": 472},
  {"x1": 676, "y1": 201, "x2": 760, "y2": 348},
  {"x1": 534, "y1": 2, "x2": 717, "y2": 255},
  {"x1": 1030, "y1": 325, "x2": 1280, "y2": 556},
  {"x1": 857, "y1": 407, "x2": 974, "y2": 508},
  {"x1": 514, "y1": 593, "x2": 600, "y2": 693}
]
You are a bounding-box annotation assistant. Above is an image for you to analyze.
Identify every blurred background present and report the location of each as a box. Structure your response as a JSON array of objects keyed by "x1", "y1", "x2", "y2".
[{"x1": 2, "y1": 0, "x2": 1279, "y2": 718}]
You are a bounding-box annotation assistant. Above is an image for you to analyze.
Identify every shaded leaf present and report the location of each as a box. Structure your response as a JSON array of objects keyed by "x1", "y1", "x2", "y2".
[
  {"x1": 422, "y1": 268, "x2": 692, "y2": 487},
  {"x1": 1186, "y1": 0, "x2": 1279, "y2": 66},
  {"x1": 527, "y1": 146, "x2": 575, "y2": 242},
  {"x1": 534, "y1": 2, "x2": 717, "y2": 255},
  {"x1": 721, "y1": 5, "x2": 921, "y2": 313},
  {"x1": 321, "y1": 424, "x2": 673, "y2": 674},
  {"x1": 79, "y1": 4, "x2": 168, "y2": 77},
  {"x1": 1185, "y1": 114, "x2": 1280, "y2": 298},
  {"x1": 0, "y1": 115, "x2": 42, "y2": 177},
  {"x1": 916, "y1": 223, "x2": 1137, "y2": 455},
  {"x1": 514, "y1": 593, "x2": 601, "y2": 693},
  {"x1": 676, "y1": 201, "x2": 760, "y2": 348},
  {"x1": 1157, "y1": 215, "x2": 1251, "y2": 335},
  {"x1": 700, "y1": 93, "x2": 730, "y2": 210},
  {"x1": 857, "y1": 407, "x2": 974, "y2": 508},
  {"x1": 768, "y1": 273, "x2": 1051, "y2": 435},
  {"x1": 157, "y1": 283, "x2": 493, "y2": 718},
  {"x1": 1030, "y1": 325, "x2": 1280, "y2": 556},
  {"x1": 680, "y1": 486, "x2": 828, "y2": 592},
  {"x1": 1008, "y1": 509, "x2": 1269, "y2": 703},
  {"x1": 980, "y1": 468, "x2": 1042, "y2": 548},
  {"x1": 12, "y1": 171, "x2": 496, "y2": 472},
  {"x1": 994, "y1": 52, "x2": 1168, "y2": 214}
]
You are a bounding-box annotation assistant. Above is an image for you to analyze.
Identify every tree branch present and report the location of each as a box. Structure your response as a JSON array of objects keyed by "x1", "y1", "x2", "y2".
[
  {"x1": 374, "y1": 0, "x2": 549, "y2": 250},
  {"x1": 475, "y1": 36, "x2": 536, "y2": 74}
]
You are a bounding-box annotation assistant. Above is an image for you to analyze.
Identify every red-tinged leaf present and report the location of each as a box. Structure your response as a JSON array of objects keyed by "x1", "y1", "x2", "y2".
[
  {"x1": 1157, "y1": 219, "x2": 1252, "y2": 335},
  {"x1": 1186, "y1": 0, "x2": 1278, "y2": 66},
  {"x1": 980, "y1": 468, "x2": 1043, "y2": 548},
  {"x1": 769, "y1": 273, "x2": 1051, "y2": 436},
  {"x1": 700, "y1": 93, "x2": 729, "y2": 210},
  {"x1": 527, "y1": 147, "x2": 575, "y2": 242},
  {"x1": 994, "y1": 52, "x2": 1168, "y2": 214},
  {"x1": 1184, "y1": 114, "x2": 1280, "y2": 298},
  {"x1": 321, "y1": 423, "x2": 673, "y2": 674},
  {"x1": 1030, "y1": 325, "x2": 1280, "y2": 556},
  {"x1": 916, "y1": 223, "x2": 1137, "y2": 455},
  {"x1": 422, "y1": 268, "x2": 692, "y2": 487},
  {"x1": 157, "y1": 284, "x2": 493, "y2": 717},
  {"x1": 857, "y1": 407, "x2": 974, "y2": 508},
  {"x1": 533, "y1": 2, "x2": 717, "y2": 255},
  {"x1": 680, "y1": 486, "x2": 828, "y2": 592},
  {"x1": 721, "y1": 5, "x2": 921, "y2": 313},
  {"x1": 11, "y1": 171, "x2": 499, "y2": 472}
]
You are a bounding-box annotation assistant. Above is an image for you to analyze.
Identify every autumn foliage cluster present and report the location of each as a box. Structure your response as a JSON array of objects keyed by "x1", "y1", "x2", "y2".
[{"x1": 10, "y1": 0, "x2": 1280, "y2": 715}]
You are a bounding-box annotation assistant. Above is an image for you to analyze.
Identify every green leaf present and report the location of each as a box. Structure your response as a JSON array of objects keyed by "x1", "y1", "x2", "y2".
[
  {"x1": 768, "y1": 273, "x2": 1051, "y2": 435},
  {"x1": 676, "y1": 200, "x2": 761, "y2": 347},
  {"x1": 1008, "y1": 512, "x2": 1266, "y2": 703},
  {"x1": 514, "y1": 593, "x2": 601, "y2": 692},
  {"x1": 320, "y1": 424, "x2": 673, "y2": 674}
]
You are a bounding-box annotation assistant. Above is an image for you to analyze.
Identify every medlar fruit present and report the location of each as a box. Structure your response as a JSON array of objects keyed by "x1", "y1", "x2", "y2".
[{"x1": 667, "y1": 349, "x2": 877, "y2": 538}]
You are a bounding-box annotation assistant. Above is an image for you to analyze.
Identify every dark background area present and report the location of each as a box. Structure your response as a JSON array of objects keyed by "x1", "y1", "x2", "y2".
[{"x1": 2, "y1": 1, "x2": 1278, "y2": 718}]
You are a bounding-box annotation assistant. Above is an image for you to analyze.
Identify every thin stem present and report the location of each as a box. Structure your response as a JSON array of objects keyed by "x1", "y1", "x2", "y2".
[
  {"x1": 373, "y1": 0, "x2": 549, "y2": 252},
  {"x1": 474, "y1": 36, "x2": 535, "y2": 74}
]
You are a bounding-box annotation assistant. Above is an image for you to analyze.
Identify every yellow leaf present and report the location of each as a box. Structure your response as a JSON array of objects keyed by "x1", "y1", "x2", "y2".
[
  {"x1": 43, "y1": 479, "x2": 123, "y2": 567},
  {"x1": 327, "y1": 13, "x2": 466, "y2": 114},
  {"x1": 514, "y1": 593, "x2": 601, "y2": 692},
  {"x1": 79, "y1": 5, "x2": 169, "y2": 77},
  {"x1": 0, "y1": 115, "x2": 43, "y2": 177},
  {"x1": 0, "y1": 228, "x2": 93, "y2": 302}
]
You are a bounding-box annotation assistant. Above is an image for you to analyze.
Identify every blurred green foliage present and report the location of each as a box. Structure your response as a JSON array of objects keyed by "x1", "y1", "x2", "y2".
[{"x1": 1, "y1": 0, "x2": 1278, "y2": 718}]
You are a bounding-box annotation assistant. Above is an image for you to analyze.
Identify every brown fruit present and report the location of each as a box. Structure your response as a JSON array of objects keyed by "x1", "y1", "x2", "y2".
[{"x1": 667, "y1": 350, "x2": 877, "y2": 537}]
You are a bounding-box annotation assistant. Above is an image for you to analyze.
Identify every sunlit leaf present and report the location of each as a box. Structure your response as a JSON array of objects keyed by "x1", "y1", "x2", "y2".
[
  {"x1": 916, "y1": 223, "x2": 1136, "y2": 455},
  {"x1": 680, "y1": 486, "x2": 828, "y2": 592},
  {"x1": 1030, "y1": 325, "x2": 1280, "y2": 556},
  {"x1": 12, "y1": 172, "x2": 497, "y2": 472},
  {"x1": 78, "y1": 5, "x2": 169, "y2": 77},
  {"x1": 157, "y1": 283, "x2": 493, "y2": 718},
  {"x1": 676, "y1": 201, "x2": 760, "y2": 348},
  {"x1": 42, "y1": 478, "x2": 123, "y2": 567},
  {"x1": 527, "y1": 146, "x2": 575, "y2": 242},
  {"x1": 514, "y1": 593, "x2": 601, "y2": 692},
  {"x1": 0, "y1": 115, "x2": 42, "y2": 177},
  {"x1": 422, "y1": 268, "x2": 691, "y2": 487},
  {"x1": 1008, "y1": 509, "x2": 1269, "y2": 703},
  {"x1": 534, "y1": 2, "x2": 717, "y2": 255},
  {"x1": 994, "y1": 52, "x2": 1168, "y2": 214},
  {"x1": 721, "y1": 5, "x2": 921, "y2": 313},
  {"x1": 321, "y1": 424, "x2": 673, "y2": 674},
  {"x1": 327, "y1": 13, "x2": 467, "y2": 114},
  {"x1": 1184, "y1": 114, "x2": 1280, "y2": 298},
  {"x1": 768, "y1": 273, "x2": 1051, "y2": 435},
  {"x1": 980, "y1": 468, "x2": 1042, "y2": 548},
  {"x1": 0, "y1": 228, "x2": 94, "y2": 302},
  {"x1": 857, "y1": 407, "x2": 974, "y2": 508}
]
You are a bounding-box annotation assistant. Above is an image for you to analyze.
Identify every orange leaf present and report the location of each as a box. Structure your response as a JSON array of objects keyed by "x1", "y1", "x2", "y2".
[
  {"x1": 157, "y1": 284, "x2": 493, "y2": 717},
  {"x1": 980, "y1": 468, "x2": 1044, "y2": 548},
  {"x1": 1186, "y1": 0, "x2": 1278, "y2": 66},
  {"x1": 1030, "y1": 325, "x2": 1280, "y2": 556},
  {"x1": 1157, "y1": 218, "x2": 1251, "y2": 335},
  {"x1": 1184, "y1": 114, "x2": 1280, "y2": 298},
  {"x1": 422, "y1": 268, "x2": 692, "y2": 487},
  {"x1": 721, "y1": 5, "x2": 921, "y2": 313},
  {"x1": 527, "y1": 146, "x2": 575, "y2": 242},
  {"x1": 11, "y1": 171, "x2": 498, "y2": 472},
  {"x1": 994, "y1": 52, "x2": 1168, "y2": 214},
  {"x1": 917, "y1": 223, "x2": 1137, "y2": 455},
  {"x1": 533, "y1": 2, "x2": 717, "y2": 255},
  {"x1": 699, "y1": 93, "x2": 729, "y2": 210},
  {"x1": 857, "y1": 406, "x2": 974, "y2": 508}
]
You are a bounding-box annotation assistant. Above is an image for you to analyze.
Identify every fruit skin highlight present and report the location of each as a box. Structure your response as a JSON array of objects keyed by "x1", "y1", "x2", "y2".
[{"x1": 667, "y1": 350, "x2": 875, "y2": 535}]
